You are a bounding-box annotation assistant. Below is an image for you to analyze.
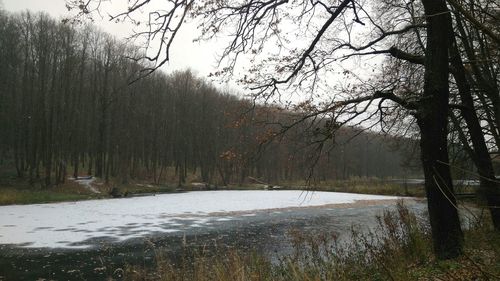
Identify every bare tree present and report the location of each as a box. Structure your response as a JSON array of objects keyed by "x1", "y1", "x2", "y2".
[{"x1": 64, "y1": 0, "x2": 493, "y2": 259}]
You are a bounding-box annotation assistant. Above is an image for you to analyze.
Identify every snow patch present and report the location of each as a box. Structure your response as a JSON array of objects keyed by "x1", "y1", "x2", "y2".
[
  {"x1": 69, "y1": 177, "x2": 101, "y2": 194},
  {"x1": 0, "y1": 190, "x2": 399, "y2": 249}
]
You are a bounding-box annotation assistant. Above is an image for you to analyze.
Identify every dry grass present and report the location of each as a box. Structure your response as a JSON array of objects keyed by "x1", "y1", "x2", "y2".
[
  {"x1": 0, "y1": 186, "x2": 96, "y2": 205},
  {"x1": 118, "y1": 202, "x2": 500, "y2": 281},
  {"x1": 0, "y1": 175, "x2": 100, "y2": 205},
  {"x1": 279, "y1": 178, "x2": 426, "y2": 197}
]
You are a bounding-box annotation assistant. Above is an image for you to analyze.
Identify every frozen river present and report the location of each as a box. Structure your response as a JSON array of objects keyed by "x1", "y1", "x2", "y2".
[
  {"x1": 0, "y1": 190, "x2": 402, "y2": 249},
  {"x1": 0, "y1": 190, "x2": 423, "y2": 280}
]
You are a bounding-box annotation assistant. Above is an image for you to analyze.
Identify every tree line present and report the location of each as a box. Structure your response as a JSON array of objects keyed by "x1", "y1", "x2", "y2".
[{"x1": 0, "y1": 10, "x2": 415, "y2": 188}]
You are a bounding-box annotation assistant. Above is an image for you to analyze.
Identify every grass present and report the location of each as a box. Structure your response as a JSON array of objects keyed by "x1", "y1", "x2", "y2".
[
  {"x1": 0, "y1": 180, "x2": 180, "y2": 205},
  {"x1": 0, "y1": 168, "x2": 102, "y2": 205},
  {"x1": 0, "y1": 164, "x2": 179, "y2": 205},
  {"x1": 0, "y1": 187, "x2": 94, "y2": 205},
  {"x1": 280, "y1": 177, "x2": 427, "y2": 197},
  {"x1": 120, "y1": 202, "x2": 500, "y2": 281},
  {"x1": 0, "y1": 172, "x2": 426, "y2": 205},
  {"x1": 0, "y1": 178, "x2": 102, "y2": 205}
]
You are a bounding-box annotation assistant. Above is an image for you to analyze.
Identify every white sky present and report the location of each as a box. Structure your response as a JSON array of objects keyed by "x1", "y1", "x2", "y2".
[{"x1": 2, "y1": 0, "x2": 223, "y2": 79}]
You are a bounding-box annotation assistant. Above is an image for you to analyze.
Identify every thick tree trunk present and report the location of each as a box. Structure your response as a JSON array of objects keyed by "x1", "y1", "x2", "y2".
[{"x1": 419, "y1": 0, "x2": 463, "y2": 259}]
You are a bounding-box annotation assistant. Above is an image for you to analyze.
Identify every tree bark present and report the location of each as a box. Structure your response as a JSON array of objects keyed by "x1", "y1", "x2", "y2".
[{"x1": 418, "y1": 0, "x2": 463, "y2": 259}]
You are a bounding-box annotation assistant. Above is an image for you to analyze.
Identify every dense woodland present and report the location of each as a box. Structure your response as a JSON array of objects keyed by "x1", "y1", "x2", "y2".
[{"x1": 0, "y1": 10, "x2": 415, "y2": 188}]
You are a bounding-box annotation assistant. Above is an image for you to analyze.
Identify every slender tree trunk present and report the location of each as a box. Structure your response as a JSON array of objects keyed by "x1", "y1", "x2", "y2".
[
  {"x1": 449, "y1": 36, "x2": 500, "y2": 230},
  {"x1": 454, "y1": 16, "x2": 500, "y2": 149},
  {"x1": 14, "y1": 145, "x2": 24, "y2": 178},
  {"x1": 87, "y1": 154, "x2": 93, "y2": 176},
  {"x1": 73, "y1": 153, "x2": 79, "y2": 179}
]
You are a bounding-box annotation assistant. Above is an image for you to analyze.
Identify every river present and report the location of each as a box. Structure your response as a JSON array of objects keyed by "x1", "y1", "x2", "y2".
[{"x1": 0, "y1": 190, "x2": 425, "y2": 280}]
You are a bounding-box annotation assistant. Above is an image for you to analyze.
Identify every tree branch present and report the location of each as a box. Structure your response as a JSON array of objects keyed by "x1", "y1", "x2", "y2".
[{"x1": 446, "y1": 0, "x2": 500, "y2": 45}]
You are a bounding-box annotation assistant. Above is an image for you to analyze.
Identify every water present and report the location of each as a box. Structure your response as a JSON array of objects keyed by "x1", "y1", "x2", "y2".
[{"x1": 0, "y1": 190, "x2": 423, "y2": 280}]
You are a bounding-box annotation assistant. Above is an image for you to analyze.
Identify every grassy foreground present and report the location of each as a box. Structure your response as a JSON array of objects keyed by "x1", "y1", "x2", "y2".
[{"x1": 122, "y1": 203, "x2": 500, "y2": 281}]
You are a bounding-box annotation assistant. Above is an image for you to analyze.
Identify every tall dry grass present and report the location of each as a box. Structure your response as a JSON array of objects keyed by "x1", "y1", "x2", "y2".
[{"x1": 119, "y1": 202, "x2": 500, "y2": 281}]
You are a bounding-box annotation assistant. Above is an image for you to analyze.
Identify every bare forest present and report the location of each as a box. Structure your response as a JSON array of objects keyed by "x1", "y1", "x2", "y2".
[
  {"x1": 0, "y1": 11, "x2": 415, "y2": 188},
  {"x1": 0, "y1": 0, "x2": 499, "y2": 279}
]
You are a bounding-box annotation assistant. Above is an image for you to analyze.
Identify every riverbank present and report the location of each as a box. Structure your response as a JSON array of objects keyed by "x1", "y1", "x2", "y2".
[
  {"x1": 0, "y1": 175, "x2": 426, "y2": 206},
  {"x1": 0, "y1": 176, "x2": 177, "y2": 205}
]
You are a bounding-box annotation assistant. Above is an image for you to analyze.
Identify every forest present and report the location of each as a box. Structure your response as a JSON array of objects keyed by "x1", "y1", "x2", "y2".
[
  {"x1": 1, "y1": 0, "x2": 500, "y2": 279},
  {"x1": 8, "y1": 0, "x2": 499, "y2": 260},
  {"x1": 0, "y1": 10, "x2": 416, "y2": 188}
]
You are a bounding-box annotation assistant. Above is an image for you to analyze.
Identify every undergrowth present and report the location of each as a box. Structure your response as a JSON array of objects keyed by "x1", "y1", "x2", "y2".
[{"x1": 120, "y1": 202, "x2": 500, "y2": 281}]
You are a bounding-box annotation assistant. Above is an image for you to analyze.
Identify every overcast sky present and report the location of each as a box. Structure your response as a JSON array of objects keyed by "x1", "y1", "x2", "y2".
[{"x1": 2, "y1": 0, "x2": 223, "y2": 79}]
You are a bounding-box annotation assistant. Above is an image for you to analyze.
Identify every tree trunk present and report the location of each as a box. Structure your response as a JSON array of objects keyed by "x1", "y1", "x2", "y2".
[
  {"x1": 419, "y1": 0, "x2": 463, "y2": 259},
  {"x1": 73, "y1": 153, "x2": 79, "y2": 179},
  {"x1": 449, "y1": 36, "x2": 500, "y2": 230}
]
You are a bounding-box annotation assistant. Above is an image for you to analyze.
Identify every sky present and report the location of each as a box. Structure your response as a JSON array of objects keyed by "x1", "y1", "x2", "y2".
[{"x1": 1, "y1": 0, "x2": 223, "y2": 79}]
